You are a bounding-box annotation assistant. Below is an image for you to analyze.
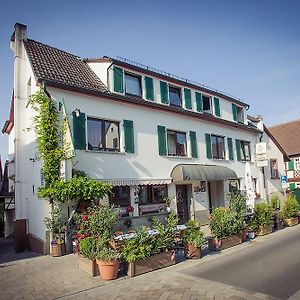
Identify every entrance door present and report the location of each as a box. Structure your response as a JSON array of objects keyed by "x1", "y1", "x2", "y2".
[{"x1": 176, "y1": 185, "x2": 189, "y2": 224}]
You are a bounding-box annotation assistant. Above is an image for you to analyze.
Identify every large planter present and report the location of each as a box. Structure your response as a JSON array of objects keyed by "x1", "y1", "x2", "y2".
[
  {"x1": 126, "y1": 251, "x2": 175, "y2": 277},
  {"x1": 96, "y1": 259, "x2": 120, "y2": 280},
  {"x1": 209, "y1": 234, "x2": 242, "y2": 251},
  {"x1": 78, "y1": 255, "x2": 100, "y2": 277},
  {"x1": 184, "y1": 243, "x2": 201, "y2": 259},
  {"x1": 284, "y1": 217, "x2": 299, "y2": 227},
  {"x1": 51, "y1": 243, "x2": 65, "y2": 257},
  {"x1": 255, "y1": 224, "x2": 273, "y2": 236},
  {"x1": 240, "y1": 227, "x2": 248, "y2": 242}
]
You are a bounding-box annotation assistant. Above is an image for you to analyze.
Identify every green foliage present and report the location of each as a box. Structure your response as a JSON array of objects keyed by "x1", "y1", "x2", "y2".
[
  {"x1": 97, "y1": 246, "x2": 121, "y2": 261},
  {"x1": 38, "y1": 176, "x2": 112, "y2": 203},
  {"x1": 182, "y1": 222, "x2": 205, "y2": 248},
  {"x1": 163, "y1": 196, "x2": 174, "y2": 207},
  {"x1": 124, "y1": 219, "x2": 132, "y2": 228},
  {"x1": 228, "y1": 193, "x2": 247, "y2": 220},
  {"x1": 151, "y1": 210, "x2": 179, "y2": 254},
  {"x1": 76, "y1": 203, "x2": 118, "y2": 242},
  {"x1": 250, "y1": 202, "x2": 273, "y2": 231},
  {"x1": 30, "y1": 87, "x2": 63, "y2": 186},
  {"x1": 270, "y1": 193, "x2": 281, "y2": 210},
  {"x1": 121, "y1": 226, "x2": 153, "y2": 263},
  {"x1": 283, "y1": 194, "x2": 300, "y2": 218},
  {"x1": 44, "y1": 206, "x2": 66, "y2": 241},
  {"x1": 72, "y1": 169, "x2": 87, "y2": 178},
  {"x1": 210, "y1": 207, "x2": 243, "y2": 239},
  {"x1": 79, "y1": 237, "x2": 101, "y2": 260}
]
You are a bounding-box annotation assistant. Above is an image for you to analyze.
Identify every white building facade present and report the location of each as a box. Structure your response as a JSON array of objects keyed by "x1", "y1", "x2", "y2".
[{"x1": 3, "y1": 23, "x2": 288, "y2": 253}]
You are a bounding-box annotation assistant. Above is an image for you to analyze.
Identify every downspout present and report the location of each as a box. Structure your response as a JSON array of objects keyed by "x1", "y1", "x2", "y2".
[{"x1": 107, "y1": 60, "x2": 114, "y2": 92}]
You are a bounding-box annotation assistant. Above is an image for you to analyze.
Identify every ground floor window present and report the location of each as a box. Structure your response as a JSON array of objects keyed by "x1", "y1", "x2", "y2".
[
  {"x1": 138, "y1": 185, "x2": 168, "y2": 204},
  {"x1": 109, "y1": 186, "x2": 131, "y2": 207},
  {"x1": 229, "y1": 180, "x2": 239, "y2": 193}
]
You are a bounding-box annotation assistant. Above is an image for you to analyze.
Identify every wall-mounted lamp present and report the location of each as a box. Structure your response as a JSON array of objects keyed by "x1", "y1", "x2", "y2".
[{"x1": 73, "y1": 108, "x2": 81, "y2": 117}]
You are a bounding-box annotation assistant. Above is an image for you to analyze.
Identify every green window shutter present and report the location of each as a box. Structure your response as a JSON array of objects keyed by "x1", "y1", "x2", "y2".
[
  {"x1": 232, "y1": 103, "x2": 237, "y2": 122},
  {"x1": 205, "y1": 133, "x2": 212, "y2": 159},
  {"x1": 227, "y1": 138, "x2": 234, "y2": 161},
  {"x1": 113, "y1": 66, "x2": 124, "y2": 93},
  {"x1": 195, "y1": 92, "x2": 203, "y2": 112},
  {"x1": 157, "y1": 125, "x2": 167, "y2": 156},
  {"x1": 184, "y1": 88, "x2": 192, "y2": 110},
  {"x1": 235, "y1": 139, "x2": 242, "y2": 161},
  {"x1": 189, "y1": 131, "x2": 198, "y2": 158},
  {"x1": 123, "y1": 120, "x2": 135, "y2": 153},
  {"x1": 289, "y1": 182, "x2": 296, "y2": 189},
  {"x1": 144, "y1": 76, "x2": 154, "y2": 100},
  {"x1": 160, "y1": 81, "x2": 169, "y2": 104},
  {"x1": 214, "y1": 97, "x2": 221, "y2": 117},
  {"x1": 288, "y1": 160, "x2": 295, "y2": 170},
  {"x1": 72, "y1": 112, "x2": 86, "y2": 150}
]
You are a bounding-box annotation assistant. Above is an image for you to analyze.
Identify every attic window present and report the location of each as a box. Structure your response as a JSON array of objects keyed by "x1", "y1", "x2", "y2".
[
  {"x1": 202, "y1": 95, "x2": 212, "y2": 113},
  {"x1": 125, "y1": 73, "x2": 142, "y2": 97},
  {"x1": 236, "y1": 106, "x2": 244, "y2": 123}
]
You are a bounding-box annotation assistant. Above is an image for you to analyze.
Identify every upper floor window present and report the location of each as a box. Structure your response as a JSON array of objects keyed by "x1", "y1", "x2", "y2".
[
  {"x1": 87, "y1": 117, "x2": 120, "y2": 152},
  {"x1": 169, "y1": 86, "x2": 182, "y2": 107},
  {"x1": 125, "y1": 73, "x2": 142, "y2": 97},
  {"x1": 241, "y1": 141, "x2": 251, "y2": 161},
  {"x1": 167, "y1": 130, "x2": 187, "y2": 156},
  {"x1": 270, "y1": 159, "x2": 279, "y2": 179},
  {"x1": 236, "y1": 106, "x2": 244, "y2": 123},
  {"x1": 211, "y1": 135, "x2": 225, "y2": 159},
  {"x1": 109, "y1": 186, "x2": 131, "y2": 207},
  {"x1": 202, "y1": 95, "x2": 212, "y2": 113}
]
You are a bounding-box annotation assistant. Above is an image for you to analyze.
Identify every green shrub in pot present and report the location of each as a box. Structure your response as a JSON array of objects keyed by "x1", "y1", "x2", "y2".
[
  {"x1": 182, "y1": 227, "x2": 205, "y2": 248},
  {"x1": 283, "y1": 194, "x2": 300, "y2": 219},
  {"x1": 250, "y1": 202, "x2": 273, "y2": 231}
]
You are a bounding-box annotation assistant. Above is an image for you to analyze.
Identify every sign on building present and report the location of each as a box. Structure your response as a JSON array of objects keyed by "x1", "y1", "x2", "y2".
[
  {"x1": 256, "y1": 142, "x2": 267, "y2": 155},
  {"x1": 280, "y1": 175, "x2": 289, "y2": 189},
  {"x1": 255, "y1": 142, "x2": 268, "y2": 167}
]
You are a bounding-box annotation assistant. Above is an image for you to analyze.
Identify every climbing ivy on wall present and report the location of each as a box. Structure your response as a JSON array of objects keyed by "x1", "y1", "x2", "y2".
[{"x1": 30, "y1": 86, "x2": 63, "y2": 187}]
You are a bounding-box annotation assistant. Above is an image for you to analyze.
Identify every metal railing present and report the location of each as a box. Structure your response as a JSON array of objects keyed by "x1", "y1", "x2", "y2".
[{"x1": 115, "y1": 56, "x2": 247, "y2": 104}]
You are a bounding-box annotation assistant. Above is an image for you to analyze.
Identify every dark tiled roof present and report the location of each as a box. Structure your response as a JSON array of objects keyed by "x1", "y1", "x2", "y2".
[
  {"x1": 24, "y1": 39, "x2": 109, "y2": 94},
  {"x1": 269, "y1": 119, "x2": 300, "y2": 156}
]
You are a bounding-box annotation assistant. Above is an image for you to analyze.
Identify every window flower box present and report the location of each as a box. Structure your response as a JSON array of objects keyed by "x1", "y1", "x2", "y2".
[{"x1": 126, "y1": 251, "x2": 175, "y2": 277}]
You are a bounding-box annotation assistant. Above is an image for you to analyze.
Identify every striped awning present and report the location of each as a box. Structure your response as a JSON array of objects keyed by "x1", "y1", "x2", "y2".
[
  {"x1": 99, "y1": 178, "x2": 172, "y2": 186},
  {"x1": 171, "y1": 164, "x2": 237, "y2": 182}
]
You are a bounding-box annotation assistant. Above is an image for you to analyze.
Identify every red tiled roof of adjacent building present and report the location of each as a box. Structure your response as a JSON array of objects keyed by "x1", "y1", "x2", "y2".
[
  {"x1": 24, "y1": 39, "x2": 109, "y2": 94},
  {"x1": 269, "y1": 119, "x2": 300, "y2": 157}
]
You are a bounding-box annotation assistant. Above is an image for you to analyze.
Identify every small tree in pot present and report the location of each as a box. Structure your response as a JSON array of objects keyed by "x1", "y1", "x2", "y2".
[
  {"x1": 250, "y1": 202, "x2": 273, "y2": 235},
  {"x1": 283, "y1": 194, "x2": 300, "y2": 226}
]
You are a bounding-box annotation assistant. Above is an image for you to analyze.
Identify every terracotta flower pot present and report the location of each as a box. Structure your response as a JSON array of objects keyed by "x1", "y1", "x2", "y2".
[
  {"x1": 96, "y1": 259, "x2": 120, "y2": 280},
  {"x1": 184, "y1": 243, "x2": 201, "y2": 259},
  {"x1": 241, "y1": 227, "x2": 248, "y2": 242}
]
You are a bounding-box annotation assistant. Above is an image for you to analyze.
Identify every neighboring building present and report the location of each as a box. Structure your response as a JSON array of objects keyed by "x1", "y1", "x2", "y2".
[
  {"x1": 2, "y1": 23, "x2": 288, "y2": 254},
  {"x1": 269, "y1": 119, "x2": 300, "y2": 200}
]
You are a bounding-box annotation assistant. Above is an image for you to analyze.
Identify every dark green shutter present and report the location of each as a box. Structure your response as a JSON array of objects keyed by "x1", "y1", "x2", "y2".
[
  {"x1": 214, "y1": 97, "x2": 221, "y2": 117},
  {"x1": 144, "y1": 76, "x2": 154, "y2": 100},
  {"x1": 288, "y1": 160, "x2": 295, "y2": 170},
  {"x1": 113, "y1": 66, "x2": 124, "y2": 93},
  {"x1": 184, "y1": 88, "x2": 192, "y2": 109},
  {"x1": 124, "y1": 120, "x2": 135, "y2": 153},
  {"x1": 235, "y1": 139, "x2": 242, "y2": 161},
  {"x1": 290, "y1": 182, "x2": 296, "y2": 189},
  {"x1": 160, "y1": 81, "x2": 169, "y2": 104},
  {"x1": 232, "y1": 103, "x2": 238, "y2": 122},
  {"x1": 157, "y1": 125, "x2": 167, "y2": 156},
  {"x1": 205, "y1": 133, "x2": 212, "y2": 159},
  {"x1": 72, "y1": 112, "x2": 86, "y2": 150},
  {"x1": 195, "y1": 92, "x2": 203, "y2": 112},
  {"x1": 189, "y1": 131, "x2": 198, "y2": 158},
  {"x1": 227, "y1": 137, "x2": 234, "y2": 161}
]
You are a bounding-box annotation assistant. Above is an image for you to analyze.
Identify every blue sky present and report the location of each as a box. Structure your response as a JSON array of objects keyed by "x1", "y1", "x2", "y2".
[{"x1": 0, "y1": 0, "x2": 299, "y2": 160}]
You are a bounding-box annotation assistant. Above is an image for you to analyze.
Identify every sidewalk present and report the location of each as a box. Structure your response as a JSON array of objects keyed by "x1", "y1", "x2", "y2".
[{"x1": 0, "y1": 229, "x2": 292, "y2": 300}]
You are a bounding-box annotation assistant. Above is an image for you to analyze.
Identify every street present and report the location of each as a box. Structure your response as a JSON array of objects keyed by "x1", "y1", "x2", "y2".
[{"x1": 1, "y1": 225, "x2": 300, "y2": 299}]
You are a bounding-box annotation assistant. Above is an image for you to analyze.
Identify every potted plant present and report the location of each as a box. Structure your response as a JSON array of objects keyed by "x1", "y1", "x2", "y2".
[
  {"x1": 250, "y1": 202, "x2": 273, "y2": 236},
  {"x1": 78, "y1": 237, "x2": 100, "y2": 276},
  {"x1": 283, "y1": 194, "x2": 300, "y2": 226},
  {"x1": 273, "y1": 210, "x2": 284, "y2": 230},
  {"x1": 96, "y1": 245, "x2": 121, "y2": 280},
  {"x1": 182, "y1": 223, "x2": 205, "y2": 259},
  {"x1": 126, "y1": 205, "x2": 134, "y2": 217},
  {"x1": 44, "y1": 206, "x2": 66, "y2": 257},
  {"x1": 209, "y1": 207, "x2": 243, "y2": 251}
]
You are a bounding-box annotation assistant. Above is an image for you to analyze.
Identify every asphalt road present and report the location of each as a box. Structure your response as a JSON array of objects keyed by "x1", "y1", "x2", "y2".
[{"x1": 182, "y1": 225, "x2": 300, "y2": 299}]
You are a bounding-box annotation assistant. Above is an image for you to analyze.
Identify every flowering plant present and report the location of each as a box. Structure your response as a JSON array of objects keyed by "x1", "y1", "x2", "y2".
[{"x1": 126, "y1": 205, "x2": 134, "y2": 213}]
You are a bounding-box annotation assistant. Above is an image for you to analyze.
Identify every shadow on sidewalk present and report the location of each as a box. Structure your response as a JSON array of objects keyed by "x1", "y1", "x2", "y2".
[{"x1": 0, "y1": 237, "x2": 41, "y2": 264}]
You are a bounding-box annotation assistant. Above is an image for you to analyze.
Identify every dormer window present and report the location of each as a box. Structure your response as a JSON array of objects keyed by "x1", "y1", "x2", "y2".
[
  {"x1": 169, "y1": 86, "x2": 182, "y2": 107},
  {"x1": 202, "y1": 95, "x2": 212, "y2": 113},
  {"x1": 236, "y1": 106, "x2": 244, "y2": 123},
  {"x1": 125, "y1": 73, "x2": 142, "y2": 97}
]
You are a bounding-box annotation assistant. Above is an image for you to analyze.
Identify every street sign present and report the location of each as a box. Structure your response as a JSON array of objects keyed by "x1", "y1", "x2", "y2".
[
  {"x1": 256, "y1": 153, "x2": 268, "y2": 161},
  {"x1": 280, "y1": 175, "x2": 288, "y2": 184},
  {"x1": 256, "y1": 160, "x2": 268, "y2": 167},
  {"x1": 256, "y1": 142, "x2": 267, "y2": 155}
]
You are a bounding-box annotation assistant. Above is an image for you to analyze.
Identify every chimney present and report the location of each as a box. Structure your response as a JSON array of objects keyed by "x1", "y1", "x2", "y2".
[{"x1": 10, "y1": 23, "x2": 27, "y2": 57}]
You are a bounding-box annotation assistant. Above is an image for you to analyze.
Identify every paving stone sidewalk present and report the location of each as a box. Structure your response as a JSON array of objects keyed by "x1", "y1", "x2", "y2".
[{"x1": 0, "y1": 237, "x2": 278, "y2": 300}]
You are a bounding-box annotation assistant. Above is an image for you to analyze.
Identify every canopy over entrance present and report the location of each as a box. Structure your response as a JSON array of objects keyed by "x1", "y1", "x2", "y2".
[{"x1": 171, "y1": 164, "x2": 238, "y2": 182}]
